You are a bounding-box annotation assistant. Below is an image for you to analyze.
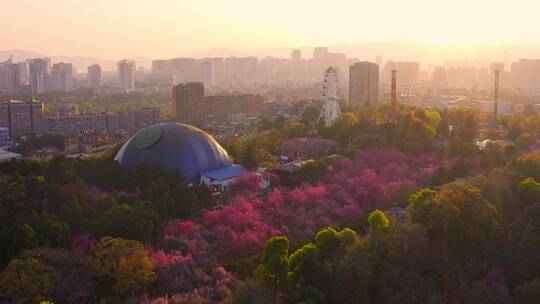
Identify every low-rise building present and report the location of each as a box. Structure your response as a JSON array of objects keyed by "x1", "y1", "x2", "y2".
[
  {"x1": 79, "y1": 132, "x2": 121, "y2": 155},
  {"x1": 118, "y1": 107, "x2": 161, "y2": 134},
  {"x1": 0, "y1": 150, "x2": 21, "y2": 162},
  {"x1": 43, "y1": 112, "x2": 119, "y2": 135},
  {"x1": 276, "y1": 159, "x2": 315, "y2": 173},
  {"x1": 28, "y1": 146, "x2": 62, "y2": 161},
  {"x1": 0, "y1": 100, "x2": 44, "y2": 137},
  {"x1": 200, "y1": 165, "x2": 270, "y2": 206},
  {"x1": 280, "y1": 137, "x2": 338, "y2": 162},
  {"x1": 43, "y1": 107, "x2": 161, "y2": 135},
  {"x1": 64, "y1": 137, "x2": 82, "y2": 155}
]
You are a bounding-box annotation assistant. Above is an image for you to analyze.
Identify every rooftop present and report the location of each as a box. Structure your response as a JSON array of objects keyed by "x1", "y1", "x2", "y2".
[
  {"x1": 0, "y1": 150, "x2": 21, "y2": 162},
  {"x1": 201, "y1": 164, "x2": 245, "y2": 181}
]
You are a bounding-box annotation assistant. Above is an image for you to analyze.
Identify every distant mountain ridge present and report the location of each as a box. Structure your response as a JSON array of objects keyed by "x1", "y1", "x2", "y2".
[{"x1": 182, "y1": 42, "x2": 540, "y2": 65}]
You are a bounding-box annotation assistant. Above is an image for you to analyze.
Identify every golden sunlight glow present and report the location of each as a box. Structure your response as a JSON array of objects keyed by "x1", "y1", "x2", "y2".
[{"x1": 2, "y1": 0, "x2": 540, "y2": 59}]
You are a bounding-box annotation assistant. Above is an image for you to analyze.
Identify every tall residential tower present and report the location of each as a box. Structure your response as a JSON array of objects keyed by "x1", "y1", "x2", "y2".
[
  {"x1": 29, "y1": 58, "x2": 50, "y2": 94},
  {"x1": 88, "y1": 64, "x2": 102, "y2": 95},
  {"x1": 349, "y1": 61, "x2": 379, "y2": 108},
  {"x1": 172, "y1": 82, "x2": 206, "y2": 124},
  {"x1": 118, "y1": 59, "x2": 135, "y2": 93}
]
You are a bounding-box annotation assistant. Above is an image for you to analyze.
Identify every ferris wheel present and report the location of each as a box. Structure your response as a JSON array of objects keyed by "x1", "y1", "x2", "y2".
[{"x1": 318, "y1": 66, "x2": 341, "y2": 127}]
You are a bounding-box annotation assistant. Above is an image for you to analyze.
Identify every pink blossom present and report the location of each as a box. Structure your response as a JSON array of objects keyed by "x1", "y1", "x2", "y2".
[
  {"x1": 157, "y1": 148, "x2": 457, "y2": 264},
  {"x1": 72, "y1": 234, "x2": 97, "y2": 252},
  {"x1": 165, "y1": 220, "x2": 197, "y2": 237}
]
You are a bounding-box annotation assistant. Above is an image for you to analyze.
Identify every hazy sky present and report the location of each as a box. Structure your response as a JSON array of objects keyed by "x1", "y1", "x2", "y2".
[{"x1": 2, "y1": 0, "x2": 539, "y2": 59}]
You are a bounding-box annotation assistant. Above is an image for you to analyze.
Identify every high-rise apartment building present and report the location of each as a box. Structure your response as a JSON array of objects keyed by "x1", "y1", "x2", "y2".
[
  {"x1": 18, "y1": 61, "x2": 29, "y2": 84},
  {"x1": 200, "y1": 60, "x2": 213, "y2": 87},
  {"x1": 171, "y1": 58, "x2": 200, "y2": 83},
  {"x1": 432, "y1": 66, "x2": 447, "y2": 85},
  {"x1": 224, "y1": 57, "x2": 258, "y2": 83},
  {"x1": 313, "y1": 47, "x2": 329, "y2": 62},
  {"x1": 503, "y1": 50, "x2": 510, "y2": 72},
  {"x1": 51, "y1": 62, "x2": 73, "y2": 91},
  {"x1": 258, "y1": 57, "x2": 290, "y2": 83},
  {"x1": 381, "y1": 61, "x2": 396, "y2": 84},
  {"x1": 87, "y1": 64, "x2": 102, "y2": 95},
  {"x1": 291, "y1": 49, "x2": 301, "y2": 62},
  {"x1": 291, "y1": 49, "x2": 304, "y2": 81},
  {"x1": 349, "y1": 61, "x2": 379, "y2": 108},
  {"x1": 0, "y1": 58, "x2": 20, "y2": 91},
  {"x1": 117, "y1": 59, "x2": 135, "y2": 92},
  {"x1": 152, "y1": 59, "x2": 173, "y2": 74},
  {"x1": 396, "y1": 62, "x2": 420, "y2": 86},
  {"x1": 211, "y1": 58, "x2": 224, "y2": 84},
  {"x1": 376, "y1": 56, "x2": 383, "y2": 70},
  {"x1": 511, "y1": 59, "x2": 540, "y2": 89},
  {"x1": 311, "y1": 47, "x2": 329, "y2": 81},
  {"x1": 172, "y1": 82, "x2": 206, "y2": 124},
  {"x1": 29, "y1": 58, "x2": 50, "y2": 94}
]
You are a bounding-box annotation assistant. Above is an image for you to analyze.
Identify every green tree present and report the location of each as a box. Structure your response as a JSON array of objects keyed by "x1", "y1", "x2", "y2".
[
  {"x1": 295, "y1": 160, "x2": 327, "y2": 185},
  {"x1": 437, "y1": 113, "x2": 450, "y2": 138},
  {"x1": 172, "y1": 183, "x2": 200, "y2": 218},
  {"x1": 314, "y1": 227, "x2": 341, "y2": 259},
  {"x1": 256, "y1": 116, "x2": 273, "y2": 131},
  {"x1": 45, "y1": 157, "x2": 78, "y2": 184},
  {"x1": 242, "y1": 141, "x2": 258, "y2": 170},
  {"x1": 0, "y1": 258, "x2": 58, "y2": 303},
  {"x1": 516, "y1": 133, "x2": 534, "y2": 150},
  {"x1": 425, "y1": 110, "x2": 442, "y2": 129},
  {"x1": 320, "y1": 112, "x2": 360, "y2": 145},
  {"x1": 427, "y1": 182, "x2": 500, "y2": 261},
  {"x1": 8, "y1": 218, "x2": 38, "y2": 258},
  {"x1": 255, "y1": 236, "x2": 290, "y2": 303},
  {"x1": 26, "y1": 212, "x2": 73, "y2": 247},
  {"x1": 44, "y1": 219, "x2": 72, "y2": 247},
  {"x1": 252, "y1": 130, "x2": 285, "y2": 168},
  {"x1": 19, "y1": 248, "x2": 95, "y2": 303},
  {"x1": 511, "y1": 202, "x2": 540, "y2": 282},
  {"x1": 409, "y1": 188, "x2": 437, "y2": 224},
  {"x1": 60, "y1": 196, "x2": 83, "y2": 232},
  {"x1": 515, "y1": 279, "x2": 540, "y2": 304},
  {"x1": 288, "y1": 243, "x2": 320, "y2": 281},
  {"x1": 192, "y1": 184, "x2": 212, "y2": 209},
  {"x1": 333, "y1": 241, "x2": 371, "y2": 303},
  {"x1": 509, "y1": 151, "x2": 540, "y2": 181},
  {"x1": 0, "y1": 175, "x2": 27, "y2": 203},
  {"x1": 89, "y1": 237, "x2": 156, "y2": 297},
  {"x1": 368, "y1": 209, "x2": 390, "y2": 232},
  {"x1": 155, "y1": 180, "x2": 175, "y2": 220},
  {"x1": 394, "y1": 111, "x2": 436, "y2": 153},
  {"x1": 97, "y1": 204, "x2": 155, "y2": 242},
  {"x1": 284, "y1": 227, "x2": 369, "y2": 303},
  {"x1": 301, "y1": 106, "x2": 319, "y2": 125},
  {"x1": 450, "y1": 108, "x2": 479, "y2": 143},
  {"x1": 283, "y1": 123, "x2": 307, "y2": 138},
  {"x1": 517, "y1": 177, "x2": 540, "y2": 205}
]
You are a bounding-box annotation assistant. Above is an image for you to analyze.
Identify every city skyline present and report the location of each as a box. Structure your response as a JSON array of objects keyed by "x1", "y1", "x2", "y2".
[
  {"x1": 3, "y1": 0, "x2": 540, "y2": 60},
  {"x1": 3, "y1": 41, "x2": 540, "y2": 73}
]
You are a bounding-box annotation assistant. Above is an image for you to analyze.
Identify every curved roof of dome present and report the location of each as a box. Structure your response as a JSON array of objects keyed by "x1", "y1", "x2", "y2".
[{"x1": 115, "y1": 123, "x2": 232, "y2": 183}]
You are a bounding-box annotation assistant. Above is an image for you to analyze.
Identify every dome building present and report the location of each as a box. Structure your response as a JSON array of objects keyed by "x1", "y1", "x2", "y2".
[{"x1": 114, "y1": 122, "x2": 241, "y2": 184}]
